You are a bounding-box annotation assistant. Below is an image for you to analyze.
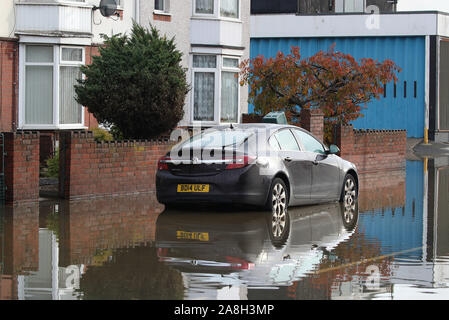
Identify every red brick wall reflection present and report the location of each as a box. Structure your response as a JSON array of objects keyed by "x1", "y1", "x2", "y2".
[
  {"x1": 358, "y1": 169, "x2": 406, "y2": 212},
  {"x1": 0, "y1": 203, "x2": 39, "y2": 300},
  {"x1": 58, "y1": 194, "x2": 165, "y2": 266}
]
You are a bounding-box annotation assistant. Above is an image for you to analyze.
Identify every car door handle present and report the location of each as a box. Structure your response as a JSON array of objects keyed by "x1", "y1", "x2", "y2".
[{"x1": 284, "y1": 157, "x2": 293, "y2": 162}]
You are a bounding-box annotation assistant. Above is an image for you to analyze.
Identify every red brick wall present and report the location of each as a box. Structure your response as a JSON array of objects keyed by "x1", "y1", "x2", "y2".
[
  {"x1": 0, "y1": 39, "x2": 18, "y2": 132},
  {"x1": 59, "y1": 131, "x2": 174, "y2": 199},
  {"x1": 242, "y1": 113, "x2": 264, "y2": 123},
  {"x1": 4, "y1": 132, "x2": 40, "y2": 204},
  {"x1": 300, "y1": 109, "x2": 324, "y2": 142},
  {"x1": 336, "y1": 125, "x2": 407, "y2": 173}
]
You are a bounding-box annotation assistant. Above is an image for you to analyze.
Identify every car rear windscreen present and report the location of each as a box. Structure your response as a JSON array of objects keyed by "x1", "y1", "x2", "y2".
[{"x1": 180, "y1": 130, "x2": 252, "y2": 149}]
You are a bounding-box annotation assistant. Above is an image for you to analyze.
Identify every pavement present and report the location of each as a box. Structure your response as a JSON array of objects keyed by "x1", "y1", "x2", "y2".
[{"x1": 409, "y1": 138, "x2": 449, "y2": 159}]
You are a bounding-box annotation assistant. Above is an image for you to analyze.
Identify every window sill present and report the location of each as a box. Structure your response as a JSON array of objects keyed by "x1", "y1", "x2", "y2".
[
  {"x1": 153, "y1": 10, "x2": 171, "y2": 16},
  {"x1": 19, "y1": 125, "x2": 88, "y2": 130},
  {"x1": 191, "y1": 15, "x2": 242, "y2": 23},
  {"x1": 153, "y1": 11, "x2": 172, "y2": 22}
]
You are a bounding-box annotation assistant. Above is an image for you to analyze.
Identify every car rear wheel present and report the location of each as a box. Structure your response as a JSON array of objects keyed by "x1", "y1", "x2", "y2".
[
  {"x1": 265, "y1": 178, "x2": 290, "y2": 246},
  {"x1": 340, "y1": 174, "x2": 357, "y2": 206}
]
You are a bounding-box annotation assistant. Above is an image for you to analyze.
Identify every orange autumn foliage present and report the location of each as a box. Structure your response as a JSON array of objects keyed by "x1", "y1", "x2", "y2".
[{"x1": 239, "y1": 45, "x2": 401, "y2": 143}]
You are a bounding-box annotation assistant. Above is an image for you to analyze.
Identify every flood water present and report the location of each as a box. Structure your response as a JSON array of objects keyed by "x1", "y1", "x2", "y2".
[{"x1": 1, "y1": 158, "x2": 449, "y2": 300}]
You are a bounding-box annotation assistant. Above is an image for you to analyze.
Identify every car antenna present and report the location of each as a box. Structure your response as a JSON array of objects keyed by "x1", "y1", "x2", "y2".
[{"x1": 230, "y1": 123, "x2": 234, "y2": 129}]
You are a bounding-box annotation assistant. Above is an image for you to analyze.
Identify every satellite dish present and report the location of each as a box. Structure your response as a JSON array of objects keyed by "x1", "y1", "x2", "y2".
[{"x1": 93, "y1": 0, "x2": 118, "y2": 17}]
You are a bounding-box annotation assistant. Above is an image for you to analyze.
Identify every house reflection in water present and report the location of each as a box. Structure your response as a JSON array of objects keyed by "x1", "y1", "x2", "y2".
[
  {"x1": 0, "y1": 194, "x2": 165, "y2": 300},
  {"x1": 0, "y1": 159, "x2": 448, "y2": 300}
]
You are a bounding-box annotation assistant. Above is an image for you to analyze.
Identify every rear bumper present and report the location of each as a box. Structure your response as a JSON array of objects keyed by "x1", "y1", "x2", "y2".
[{"x1": 156, "y1": 165, "x2": 271, "y2": 207}]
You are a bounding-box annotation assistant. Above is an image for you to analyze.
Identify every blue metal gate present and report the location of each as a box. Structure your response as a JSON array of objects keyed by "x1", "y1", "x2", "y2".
[{"x1": 250, "y1": 36, "x2": 426, "y2": 138}]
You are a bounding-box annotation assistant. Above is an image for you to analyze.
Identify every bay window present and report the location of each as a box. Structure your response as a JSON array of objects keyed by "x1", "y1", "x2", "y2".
[
  {"x1": 335, "y1": 0, "x2": 366, "y2": 13},
  {"x1": 220, "y1": 0, "x2": 239, "y2": 19},
  {"x1": 192, "y1": 55, "x2": 240, "y2": 124},
  {"x1": 194, "y1": 0, "x2": 240, "y2": 19},
  {"x1": 195, "y1": 0, "x2": 214, "y2": 14},
  {"x1": 20, "y1": 45, "x2": 85, "y2": 129}
]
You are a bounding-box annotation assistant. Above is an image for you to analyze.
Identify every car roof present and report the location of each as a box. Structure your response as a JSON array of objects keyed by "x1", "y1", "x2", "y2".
[
  {"x1": 212, "y1": 123, "x2": 311, "y2": 134},
  {"x1": 214, "y1": 123, "x2": 305, "y2": 131}
]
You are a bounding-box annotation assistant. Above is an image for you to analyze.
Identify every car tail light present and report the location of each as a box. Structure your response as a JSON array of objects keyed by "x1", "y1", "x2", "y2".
[
  {"x1": 225, "y1": 156, "x2": 255, "y2": 170},
  {"x1": 158, "y1": 156, "x2": 170, "y2": 171}
]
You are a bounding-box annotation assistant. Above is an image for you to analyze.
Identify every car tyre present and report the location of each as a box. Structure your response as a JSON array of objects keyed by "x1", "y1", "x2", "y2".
[
  {"x1": 266, "y1": 178, "x2": 290, "y2": 247},
  {"x1": 340, "y1": 174, "x2": 358, "y2": 206}
]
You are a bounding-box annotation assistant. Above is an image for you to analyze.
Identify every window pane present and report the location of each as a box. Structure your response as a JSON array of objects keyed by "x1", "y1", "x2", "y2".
[
  {"x1": 223, "y1": 58, "x2": 239, "y2": 68},
  {"x1": 221, "y1": 0, "x2": 239, "y2": 18},
  {"x1": 181, "y1": 130, "x2": 251, "y2": 149},
  {"x1": 275, "y1": 130, "x2": 299, "y2": 151},
  {"x1": 294, "y1": 130, "x2": 325, "y2": 154},
  {"x1": 61, "y1": 48, "x2": 83, "y2": 62},
  {"x1": 269, "y1": 136, "x2": 281, "y2": 151},
  {"x1": 196, "y1": 0, "x2": 214, "y2": 14},
  {"x1": 193, "y1": 55, "x2": 216, "y2": 68},
  {"x1": 221, "y1": 72, "x2": 238, "y2": 123},
  {"x1": 60, "y1": 66, "x2": 82, "y2": 124},
  {"x1": 155, "y1": 0, "x2": 164, "y2": 11},
  {"x1": 344, "y1": 0, "x2": 365, "y2": 12},
  {"x1": 194, "y1": 72, "x2": 215, "y2": 121},
  {"x1": 25, "y1": 66, "x2": 53, "y2": 124},
  {"x1": 26, "y1": 46, "x2": 53, "y2": 63}
]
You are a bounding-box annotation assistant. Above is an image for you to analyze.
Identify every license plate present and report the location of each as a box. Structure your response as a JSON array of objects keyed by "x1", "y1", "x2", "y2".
[
  {"x1": 177, "y1": 184, "x2": 209, "y2": 193},
  {"x1": 177, "y1": 231, "x2": 209, "y2": 242}
]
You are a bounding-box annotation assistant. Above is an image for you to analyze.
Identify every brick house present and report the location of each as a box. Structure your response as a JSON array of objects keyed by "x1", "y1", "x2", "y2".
[
  {"x1": 1, "y1": 1, "x2": 251, "y2": 133},
  {"x1": 0, "y1": 1, "x2": 137, "y2": 133}
]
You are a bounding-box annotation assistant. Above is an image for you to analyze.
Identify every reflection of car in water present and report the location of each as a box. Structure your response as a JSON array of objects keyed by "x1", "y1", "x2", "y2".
[{"x1": 155, "y1": 202, "x2": 358, "y2": 298}]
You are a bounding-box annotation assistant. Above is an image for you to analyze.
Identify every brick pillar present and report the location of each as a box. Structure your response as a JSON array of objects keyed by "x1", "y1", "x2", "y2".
[
  {"x1": 4, "y1": 132, "x2": 40, "y2": 204},
  {"x1": 59, "y1": 131, "x2": 96, "y2": 199},
  {"x1": 300, "y1": 109, "x2": 324, "y2": 142},
  {"x1": 334, "y1": 124, "x2": 354, "y2": 157},
  {"x1": 0, "y1": 39, "x2": 19, "y2": 132}
]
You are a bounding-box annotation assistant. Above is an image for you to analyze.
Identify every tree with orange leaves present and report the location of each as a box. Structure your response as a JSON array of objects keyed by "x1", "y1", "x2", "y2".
[{"x1": 239, "y1": 45, "x2": 401, "y2": 143}]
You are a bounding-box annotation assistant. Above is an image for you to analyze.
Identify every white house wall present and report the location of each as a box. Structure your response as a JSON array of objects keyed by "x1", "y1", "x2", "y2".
[
  {"x1": 0, "y1": 0, "x2": 16, "y2": 38},
  {"x1": 251, "y1": 12, "x2": 449, "y2": 38},
  {"x1": 89, "y1": 0, "x2": 136, "y2": 45}
]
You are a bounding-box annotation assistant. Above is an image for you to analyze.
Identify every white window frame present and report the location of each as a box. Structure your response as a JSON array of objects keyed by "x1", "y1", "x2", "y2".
[
  {"x1": 191, "y1": 54, "x2": 219, "y2": 125},
  {"x1": 154, "y1": 0, "x2": 170, "y2": 14},
  {"x1": 220, "y1": 56, "x2": 240, "y2": 124},
  {"x1": 18, "y1": 44, "x2": 87, "y2": 130},
  {"x1": 191, "y1": 54, "x2": 240, "y2": 125},
  {"x1": 192, "y1": 0, "x2": 241, "y2": 21}
]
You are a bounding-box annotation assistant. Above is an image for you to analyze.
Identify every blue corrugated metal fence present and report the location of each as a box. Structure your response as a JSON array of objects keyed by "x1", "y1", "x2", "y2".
[{"x1": 250, "y1": 36, "x2": 426, "y2": 138}]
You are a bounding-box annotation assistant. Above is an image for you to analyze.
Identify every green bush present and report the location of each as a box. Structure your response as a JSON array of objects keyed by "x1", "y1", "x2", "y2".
[
  {"x1": 45, "y1": 149, "x2": 59, "y2": 178},
  {"x1": 91, "y1": 127, "x2": 114, "y2": 142},
  {"x1": 75, "y1": 23, "x2": 189, "y2": 139}
]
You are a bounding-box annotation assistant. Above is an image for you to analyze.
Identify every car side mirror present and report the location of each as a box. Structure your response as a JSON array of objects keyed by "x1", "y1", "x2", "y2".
[{"x1": 328, "y1": 145, "x2": 340, "y2": 155}]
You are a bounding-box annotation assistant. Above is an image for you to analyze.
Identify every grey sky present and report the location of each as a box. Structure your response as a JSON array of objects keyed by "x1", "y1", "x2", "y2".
[{"x1": 397, "y1": 0, "x2": 449, "y2": 13}]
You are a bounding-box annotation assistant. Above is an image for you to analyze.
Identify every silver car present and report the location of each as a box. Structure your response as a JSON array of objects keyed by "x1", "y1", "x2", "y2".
[{"x1": 156, "y1": 124, "x2": 359, "y2": 213}]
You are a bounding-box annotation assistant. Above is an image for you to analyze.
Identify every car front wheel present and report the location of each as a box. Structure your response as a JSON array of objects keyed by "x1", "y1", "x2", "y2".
[{"x1": 340, "y1": 174, "x2": 358, "y2": 206}]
